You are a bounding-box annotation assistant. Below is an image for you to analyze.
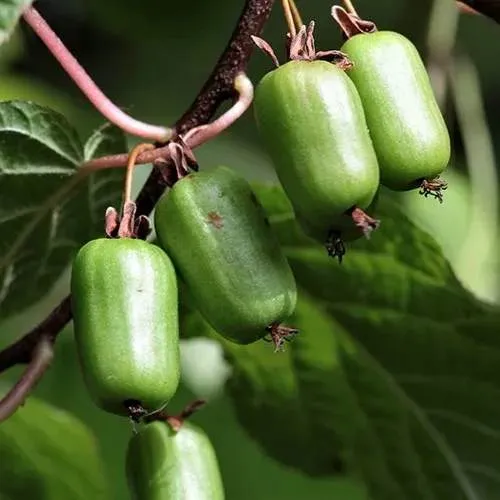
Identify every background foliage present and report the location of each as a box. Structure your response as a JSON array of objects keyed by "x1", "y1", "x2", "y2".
[{"x1": 1, "y1": 0, "x2": 500, "y2": 499}]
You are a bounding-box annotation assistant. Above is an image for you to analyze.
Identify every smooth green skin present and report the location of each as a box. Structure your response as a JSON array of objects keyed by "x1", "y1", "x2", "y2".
[
  {"x1": 253, "y1": 60, "x2": 380, "y2": 243},
  {"x1": 154, "y1": 166, "x2": 297, "y2": 344},
  {"x1": 341, "y1": 31, "x2": 451, "y2": 190},
  {"x1": 126, "y1": 421, "x2": 225, "y2": 500},
  {"x1": 71, "y1": 238, "x2": 180, "y2": 416}
]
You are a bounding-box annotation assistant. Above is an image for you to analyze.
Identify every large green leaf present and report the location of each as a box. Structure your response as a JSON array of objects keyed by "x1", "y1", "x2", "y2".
[
  {"x1": 0, "y1": 0, "x2": 32, "y2": 45},
  {"x1": 183, "y1": 183, "x2": 500, "y2": 499},
  {"x1": 0, "y1": 392, "x2": 107, "y2": 499},
  {"x1": 0, "y1": 103, "x2": 125, "y2": 319}
]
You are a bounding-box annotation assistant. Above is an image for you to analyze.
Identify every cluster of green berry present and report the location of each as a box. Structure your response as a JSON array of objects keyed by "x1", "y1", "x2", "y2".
[
  {"x1": 70, "y1": 162, "x2": 296, "y2": 498},
  {"x1": 254, "y1": 18, "x2": 450, "y2": 260},
  {"x1": 71, "y1": 164, "x2": 298, "y2": 419},
  {"x1": 68, "y1": 9, "x2": 450, "y2": 499}
]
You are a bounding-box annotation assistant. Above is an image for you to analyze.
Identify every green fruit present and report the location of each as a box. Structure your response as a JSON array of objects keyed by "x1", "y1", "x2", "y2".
[
  {"x1": 253, "y1": 60, "x2": 380, "y2": 243},
  {"x1": 341, "y1": 31, "x2": 451, "y2": 190},
  {"x1": 126, "y1": 421, "x2": 225, "y2": 500},
  {"x1": 154, "y1": 166, "x2": 297, "y2": 344},
  {"x1": 71, "y1": 238, "x2": 180, "y2": 416}
]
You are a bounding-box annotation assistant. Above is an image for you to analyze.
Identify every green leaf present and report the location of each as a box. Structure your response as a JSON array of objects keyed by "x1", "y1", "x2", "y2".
[
  {"x1": 0, "y1": 393, "x2": 107, "y2": 499},
  {"x1": 183, "y1": 183, "x2": 500, "y2": 499},
  {"x1": 0, "y1": 0, "x2": 32, "y2": 45},
  {"x1": 83, "y1": 122, "x2": 127, "y2": 161},
  {"x1": 0, "y1": 103, "x2": 125, "y2": 319}
]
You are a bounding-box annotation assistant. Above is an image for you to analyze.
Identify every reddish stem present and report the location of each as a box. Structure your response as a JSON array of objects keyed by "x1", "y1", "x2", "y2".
[
  {"x1": 182, "y1": 73, "x2": 254, "y2": 148},
  {"x1": 83, "y1": 73, "x2": 254, "y2": 174},
  {"x1": 22, "y1": 7, "x2": 173, "y2": 142}
]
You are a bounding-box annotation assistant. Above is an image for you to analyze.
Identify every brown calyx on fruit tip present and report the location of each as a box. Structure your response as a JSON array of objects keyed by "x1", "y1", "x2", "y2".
[
  {"x1": 325, "y1": 230, "x2": 346, "y2": 264},
  {"x1": 105, "y1": 206, "x2": 120, "y2": 238},
  {"x1": 419, "y1": 176, "x2": 448, "y2": 203},
  {"x1": 264, "y1": 323, "x2": 299, "y2": 353},
  {"x1": 350, "y1": 207, "x2": 380, "y2": 238},
  {"x1": 134, "y1": 215, "x2": 152, "y2": 240},
  {"x1": 315, "y1": 49, "x2": 353, "y2": 70},
  {"x1": 124, "y1": 399, "x2": 148, "y2": 423},
  {"x1": 251, "y1": 35, "x2": 280, "y2": 67},
  {"x1": 253, "y1": 19, "x2": 354, "y2": 68},
  {"x1": 118, "y1": 201, "x2": 137, "y2": 238},
  {"x1": 166, "y1": 139, "x2": 199, "y2": 186},
  {"x1": 331, "y1": 6, "x2": 377, "y2": 40},
  {"x1": 104, "y1": 202, "x2": 152, "y2": 240}
]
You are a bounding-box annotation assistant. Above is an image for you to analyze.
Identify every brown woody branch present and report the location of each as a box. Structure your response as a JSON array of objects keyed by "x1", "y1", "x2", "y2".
[
  {"x1": 0, "y1": 296, "x2": 70, "y2": 373},
  {"x1": 0, "y1": 0, "x2": 275, "y2": 376},
  {"x1": 0, "y1": 337, "x2": 54, "y2": 421}
]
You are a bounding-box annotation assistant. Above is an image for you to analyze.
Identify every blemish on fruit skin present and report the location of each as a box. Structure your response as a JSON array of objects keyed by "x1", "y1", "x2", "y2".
[{"x1": 206, "y1": 211, "x2": 224, "y2": 229}]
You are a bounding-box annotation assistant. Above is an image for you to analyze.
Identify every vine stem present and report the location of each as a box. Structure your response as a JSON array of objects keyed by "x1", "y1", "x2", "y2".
[
  {"x1": 84, "y1": 73, "x2": 254, "y2": 169},
  {"x1": 22, "y1": 7, "x2": 173, "y2": 142},
  {"x1": 0, "y1": 337, "x2": 54, "y2": 422}
]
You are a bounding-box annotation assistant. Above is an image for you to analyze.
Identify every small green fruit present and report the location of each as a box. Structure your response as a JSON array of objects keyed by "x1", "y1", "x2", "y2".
[
  {"x1": 341, "y1": 31, "x2": 451, "y2": 190},
  {"x1": 154, "y1": 166, "x2": 297, "y2": 344},
  {"x1": 254, "y1": 60, "x2": 380, "y2": 243},
  {"x1": 71, "y1": 238, "x2": 180, "y2": 416},
  {"x1": 126, "y1": 421, "x2": 225, "y2": 500}
]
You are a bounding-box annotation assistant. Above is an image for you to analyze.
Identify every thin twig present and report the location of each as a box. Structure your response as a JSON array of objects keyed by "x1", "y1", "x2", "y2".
[
  {"x1": 0, "y1": 0, "x2": 275, "y2": 376},
  {"x1": 0, "y1": 337, "x2": 54, "y2": 421},
  {"x1": 289, "y1": 0, "x2": 304, "y2": 29},
  {"x1": 281, "y1": 0, "x2": 297, "y2": 36},
  {"x1": 22, "y1": 7, "x2": 173, "y2": 142},
  {"x1": 122, "y1": 144, "x2": 156, "y2": 205}
]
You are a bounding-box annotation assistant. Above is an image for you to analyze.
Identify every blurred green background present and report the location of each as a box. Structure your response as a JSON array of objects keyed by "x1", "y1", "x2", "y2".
[{"x1": 1, "y1": 0, "x2": 500, "y2": 498}]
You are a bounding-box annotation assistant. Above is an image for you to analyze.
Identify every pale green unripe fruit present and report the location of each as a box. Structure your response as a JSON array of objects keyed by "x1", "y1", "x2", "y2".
[
  {"x1": 126, "y1": 421, "x2": 225, "y2": 500},
  {"x1": 71, "y1": 238, "x2": 180, "y2": 416},
  {"x1": 154, "y1": 166, "x2": 297, "y2": 344},
  {"x1": 254, "y1": 60, "x2": 380, "y2": 242},
  {"x1": 341, "y1": 31, "x2": 451, "y2": 190}
]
